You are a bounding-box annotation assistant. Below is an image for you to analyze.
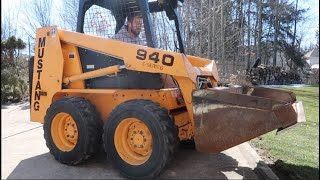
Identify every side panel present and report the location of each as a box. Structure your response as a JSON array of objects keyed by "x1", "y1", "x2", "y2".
[
  {"x1": 31, "y1": 26, "x2": 64, "y2": 122},
  {"x1": 78, "y1": 48, "x2": 163, "y2": 89},
  {"x1": 61, "y1": 43, "x2": 85, "y2": 89},
  {"x1": 57, "y1": 29, "x2": 218, "y2": 84},
  {"x1": 57, "y1": 30, "x2": 190, "y2": 78}
]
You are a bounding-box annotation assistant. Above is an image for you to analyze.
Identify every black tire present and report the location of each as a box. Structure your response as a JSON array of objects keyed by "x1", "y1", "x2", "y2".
[
  {"x1": 28, "y1": 56, "x2": 34, "y2": 105},
  {"x1": 103, "y1": 99, "x2": 179, "y2": 179},
  {"x1": 44, "y1": 96, "x2": 103, "y2": 165},
  {"x1": 180, "y1": 139, "x2": 196, "y2": 149}
]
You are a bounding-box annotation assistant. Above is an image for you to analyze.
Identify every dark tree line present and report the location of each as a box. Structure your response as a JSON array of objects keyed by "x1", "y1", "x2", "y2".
[{"x1": 175, "y1": 0, "x2": 309, "y2": 81}]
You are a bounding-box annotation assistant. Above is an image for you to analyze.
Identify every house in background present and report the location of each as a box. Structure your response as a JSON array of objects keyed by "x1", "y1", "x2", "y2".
[
  {"x1": 263, "y1": 49, "x2": 319, "y2": 70},
  {"x1": 304, "y1": 48, "x2": 319, "y2": 69}
]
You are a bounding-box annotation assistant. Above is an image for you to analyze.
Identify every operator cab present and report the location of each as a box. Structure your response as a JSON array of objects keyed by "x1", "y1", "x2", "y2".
[
  {"x1": 78, "y1": 0, "x2": 185, "y2": 52},
  {"x1": 75, "y1": 0, "x2": 184, "y2": 89}
]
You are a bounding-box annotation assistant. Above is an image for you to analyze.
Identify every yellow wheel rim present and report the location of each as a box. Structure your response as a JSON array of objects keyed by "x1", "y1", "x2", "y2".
[
  {"x1": 51, "y1": 112, "x2": 78, "y2": 152},
  {"x1": 115, "y1": 118, "x2": 152, "y2": 165}
]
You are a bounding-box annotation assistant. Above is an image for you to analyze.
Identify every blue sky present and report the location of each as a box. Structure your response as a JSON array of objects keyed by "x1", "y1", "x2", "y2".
[
  {"x1": 297, "y1": 0, "x2": 319, "y2": 47},
  {"x1": 1, "y1": 0, "x2": 319, "y2": 48}
]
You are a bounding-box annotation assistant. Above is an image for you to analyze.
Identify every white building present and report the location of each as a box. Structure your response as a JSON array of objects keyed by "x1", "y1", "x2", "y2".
[{"x1": 304, "y1": 48, "x2": 319, "y2": 69}]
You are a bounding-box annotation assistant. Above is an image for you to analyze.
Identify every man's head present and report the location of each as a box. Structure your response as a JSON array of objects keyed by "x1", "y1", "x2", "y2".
[{"x1": 127, "y1": 13, "x2": 142, "y2": 38}]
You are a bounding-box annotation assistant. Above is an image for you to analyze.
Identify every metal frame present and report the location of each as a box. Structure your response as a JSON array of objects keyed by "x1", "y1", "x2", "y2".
[{"x1": 76, "y1": 0, "x2": 185, "y2": 52}]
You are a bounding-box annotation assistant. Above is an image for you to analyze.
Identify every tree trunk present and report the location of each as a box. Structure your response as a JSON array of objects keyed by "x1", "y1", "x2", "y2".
[
  {"x1": 257, "y1": 0, "x2": 262, "y2": 61},
  {"x1": 208, "y1": 0, "x2": 213, "y2": 59},
  {"x1": 247, "y1": 0, "x2": 252, "y2": 70},
  {"x1": 221, "y1": 0, "x2": 226, "y2": 77},
  {"x1": 254, "y1": 1, "x2": 258, "y2": 60},
  {"x1": 238, "y1": 0, "x2": 245, "y2": 71},
  {"x1": 291, "y1": 0, "x2": 298, "y2": 70},
  {"x1": 272, "y1": 0, "x2": 279, "y2": 67},
  {"x1": 292, "y1": 0, "x2": 298, "y2": 47},
  {"x1": 186, "y1": 1, "x2": 191, "y2": 53},
  {"x1": 199, "y1": 0, "x2": 204, "y2": 56},
  {"x1": 211, "y1": 0, "x2": 217, "y2": 59}
]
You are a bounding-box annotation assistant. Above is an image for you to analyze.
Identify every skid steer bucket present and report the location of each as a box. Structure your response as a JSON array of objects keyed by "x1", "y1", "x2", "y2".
[{"x1": 192, "y1": 86, "x2": 306, "y2": 153}]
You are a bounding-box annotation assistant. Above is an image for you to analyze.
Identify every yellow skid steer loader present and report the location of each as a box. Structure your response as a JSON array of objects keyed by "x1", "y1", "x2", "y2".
[{"x1": 29, "y1": 0, "x2": 305, "y2": 178}]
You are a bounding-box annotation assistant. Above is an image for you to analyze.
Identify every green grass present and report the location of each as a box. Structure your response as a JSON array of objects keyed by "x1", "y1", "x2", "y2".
[{"x1": 250, "y1": 86, "x2": 319, "y2": 180}]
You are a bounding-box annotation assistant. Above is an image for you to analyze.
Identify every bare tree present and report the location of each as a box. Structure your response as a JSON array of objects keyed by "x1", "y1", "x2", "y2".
[
  {"x1": 256, "y1": 0, "x2": 262, "y2": 61},
  {"x1": 19, "y1": 0, "x2": 53, "y2": 39},
  {"x1": 208, "y1": 0, "x2": 213, "y2": 59},
  {"x1": 292, "y1": 0, "x2": 298, "y2": 48},
  {"x1": 211, "y1": 0, "x2": 217, "y2": 59},
  {"x1": 1, "y1": 15, "x2": 16, "y2": 41},
  {"x1": 272, "y1": 0, "x2": 280, "y2": 66},
  {"x1": 198, "y1": 0, "x2": 204, "y2": 56},
  {"x1": 246, "y1": 0, "x2": 252, "y2": 69},
  {"x1": 221, "y1": 0, "x2": 226, "y2": 76},
  {"x1": 59, "y1": 0, "x2": 79, "y2": 31},
  {"x1": 237, "y1": 0, "x2": 245, "y2": 70}
]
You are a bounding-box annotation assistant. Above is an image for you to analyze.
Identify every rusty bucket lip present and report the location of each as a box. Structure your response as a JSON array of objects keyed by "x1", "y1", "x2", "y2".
[
  {"x1": 276, "y1": 100, "x2": 306, "y2": 134},
  {"x1": 195, "y1": 84, "x2": 298, "y2": 101},
  {"x1": 209, "y1": 85, "x2": 296, "y2": 101},
  {"x1": 192, "y1": 88, "x2": 292, "y2": 111}
]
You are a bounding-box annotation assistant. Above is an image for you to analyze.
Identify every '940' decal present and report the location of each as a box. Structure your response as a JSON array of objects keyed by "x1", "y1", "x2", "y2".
[{"x1": 136, "y1": 49, "x2": 174, "y2": 66}]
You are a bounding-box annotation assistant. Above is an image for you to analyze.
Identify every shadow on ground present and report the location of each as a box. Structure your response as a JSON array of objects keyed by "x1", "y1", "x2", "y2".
[
  {"x1": 1, "y1": 105, "x2": 9, "y2": 109},
  {"x1": 20, "y1": 103, "x2": 30, "y2": 110},
  {"x1": 269, "y1": 160, "x2": 319, "y2": 180},
  {"x1": 7, "y1": 147, "x2": 263, "y2": 179},
  {"x1": 1, "y1": 101, "x2": 29, "y2": 110},
  {"x1": 7, "y1": 148, "x2": 120, "y2": 179}
]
